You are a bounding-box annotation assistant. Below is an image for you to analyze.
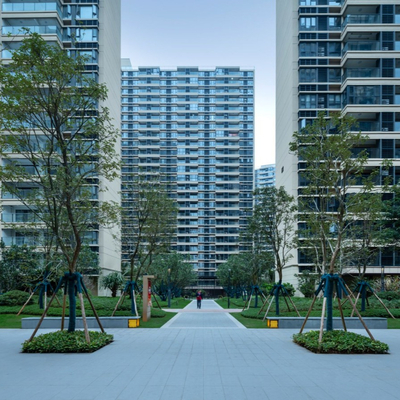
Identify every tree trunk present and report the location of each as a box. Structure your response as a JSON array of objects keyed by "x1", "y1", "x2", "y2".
[
  {"x1": 326, "y1": 275, "x2": 333, "y2": 331},
  {"x1": 274, "y1": 280, "x2": 282, "y2": 315},
  {"x1": 67, "y1": 275, "x2": 76, "y2": 332}
]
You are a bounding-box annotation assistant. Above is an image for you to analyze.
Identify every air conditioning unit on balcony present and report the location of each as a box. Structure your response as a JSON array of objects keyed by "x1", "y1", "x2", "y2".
[
  {"x1": 382, "y1": 127, "x2": 389, "y2": 131},
  {"x1": 382, "y1": 99, "x2": 390, "y2": 105},
  {"x1": 382, "y1": 47, "x2": 389, "y2": 51}
]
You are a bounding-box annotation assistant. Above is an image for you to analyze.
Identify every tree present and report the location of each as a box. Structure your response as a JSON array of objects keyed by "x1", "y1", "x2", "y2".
[
  {"x1": 247, "y1": 186, "x2": 297, "y2": 314},
  {"x1": 149, "y1": 252, "x2": 197, "y2": 298},
  {"x1": 101, "y1": 272, "x2": 125, "y2": 298},
  {"x1": 341, "y1": 192, "x2": 383, "y2": 279},
  {"x1": 289, "y1": 112, "x2": 377, "y2": 332},
  {"x1": 217, "y1": 252, "x2": 272, "y2": 289},
  {"x1": 0, "y1": 33, "x2": 120, "y2": 334},
  {"x1": 381, "y1": 184, "x2": 400, "y2": 253},
  {"x1": 121, "y1": 175, "x2": 177, "y2": 283},
  {"x1": 0, "y1": 240, "x2": 40, "y2": 293},
  {"x1": 250, "y1": 186, "x2": 297, "y2": 283}
]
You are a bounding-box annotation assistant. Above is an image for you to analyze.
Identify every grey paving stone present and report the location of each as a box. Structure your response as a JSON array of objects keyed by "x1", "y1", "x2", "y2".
[{"x1": 1, "y1": 301, "x2": 400, "y2": 400}]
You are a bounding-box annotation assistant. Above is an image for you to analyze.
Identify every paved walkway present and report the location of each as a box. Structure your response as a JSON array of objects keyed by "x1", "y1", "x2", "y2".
[
  {"x1": 1, "y1": 301, "x2": 400, "y2": 400},
  {"x1": 162, "y1": 300, "x2": 245, "y2": 329}
]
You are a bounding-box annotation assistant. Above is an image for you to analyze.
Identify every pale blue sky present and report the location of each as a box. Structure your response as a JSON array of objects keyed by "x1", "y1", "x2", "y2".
[{"x1": 121, "y1": 0, "x2": 276, "y2": 168}]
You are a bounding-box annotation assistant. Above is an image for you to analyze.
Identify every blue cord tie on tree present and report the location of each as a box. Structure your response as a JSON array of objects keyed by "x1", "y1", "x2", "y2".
[
  {"x1": 315, "y1": 274, "x2": 349, "y2": 331},
  {"x1": 123, "y1": 281, "x2": 138, "y2": 314},
  {"x1": 268, "y1": 282, "x2": 292, "y2": 316},
  {"x1": 354, "y1": 281, "x2": 374, "y2": 311},
  {"x1": 37, "y1": 270, "x2": 53, "y2": 309}
]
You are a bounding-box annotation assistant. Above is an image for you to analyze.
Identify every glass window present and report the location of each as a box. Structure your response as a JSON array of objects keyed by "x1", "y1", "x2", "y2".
[
  {"x1": 77, "y1": 5, "x2": 98, "y2": 19},
  {"x1": 299, "y1": 68, "x2": 317, "y2": 82},
  {"x1": 300, "y1": 17, "x2": 316, "y2": 31}
]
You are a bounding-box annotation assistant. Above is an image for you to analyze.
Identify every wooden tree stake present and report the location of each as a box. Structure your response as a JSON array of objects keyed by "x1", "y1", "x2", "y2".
[
  {"x1": 299, "y1": 295, "x2": 317, "y2": 334},
  {"x1": 78, "y1": 292, "x2": 90, "y2": 343},
  {"x1": 337, "y1": 298, "x2": 347, "y2": 331},
  {"x1": 318, "y1": 297, "x2": 327, "y2": 343}
]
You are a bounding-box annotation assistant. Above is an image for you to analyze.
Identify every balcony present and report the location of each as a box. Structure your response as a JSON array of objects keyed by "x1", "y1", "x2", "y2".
[
  {"x1": 2, "y1": 2, "x2": 62, "y2": 16},
  {"x1": 355, "y1": 121, "x2": 380, "y2": 132},
  {"x1": 1, "y1": 236, "x2": 37, "y2": 246},
  {"x1": 2, "y1": 25, "x2": 62, "y2": 41},
  {"x1": 343, "y1": 14, "x2": 380, "y2": 28},
  {"x1": 2, "y1": 212, "x2": 40, "y2": 223},
  {"x1": 342, "y1": 42, "x2": 380, "y2": 55},
  {"x1": 342, "y1": 68, "x2": 380, "y2": 81}
]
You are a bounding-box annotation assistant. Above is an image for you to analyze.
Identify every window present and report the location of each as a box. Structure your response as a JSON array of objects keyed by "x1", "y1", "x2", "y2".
[
  {"x1": 77, "y1": 5, "x2": 98, "y2": 19},
  {"x1": 299, "y1": 17, "x2": 316, "y2": 31}
]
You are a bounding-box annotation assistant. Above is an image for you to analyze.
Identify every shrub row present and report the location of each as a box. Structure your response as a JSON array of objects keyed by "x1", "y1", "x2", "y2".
[{"x1": 0, "y1": 290, "x2": 32, "y2": 306}]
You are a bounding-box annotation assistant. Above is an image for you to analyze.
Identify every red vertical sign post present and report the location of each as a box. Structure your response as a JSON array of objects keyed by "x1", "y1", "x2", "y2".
[{"x1": 142, "y1": 275, "x2": 155, "y2": 322}]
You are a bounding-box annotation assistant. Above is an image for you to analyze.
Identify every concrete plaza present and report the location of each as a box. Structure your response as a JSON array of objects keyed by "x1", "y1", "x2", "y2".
[{"x1": 0, "y1": 300, "x2": 399, "y2": 400}]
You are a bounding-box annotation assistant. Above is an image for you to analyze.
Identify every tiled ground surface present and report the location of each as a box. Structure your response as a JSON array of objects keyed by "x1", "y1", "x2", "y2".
[{"x1": 0, "y1": 300, "x2": 399, "y2": 400}]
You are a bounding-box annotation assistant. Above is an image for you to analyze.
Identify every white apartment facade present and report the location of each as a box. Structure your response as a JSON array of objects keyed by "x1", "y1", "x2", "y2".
[
  {"x1": 0, "y1": 0, "x2": 122, "y2": 293},
  {"x1": 276, "y1": 0, "x2": 400, "y2": 285},
  {"x1": 121, "y1": 60, "x2": 254, "y2": 289}
]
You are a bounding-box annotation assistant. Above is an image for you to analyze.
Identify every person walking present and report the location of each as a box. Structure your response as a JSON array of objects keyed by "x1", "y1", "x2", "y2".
[{"x1": 196, "y1": 290, "x2": 203, "y2": 309}]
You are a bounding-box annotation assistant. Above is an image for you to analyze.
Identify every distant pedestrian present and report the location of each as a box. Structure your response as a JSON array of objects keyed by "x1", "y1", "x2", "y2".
[{"x1": 196, "y1": 290, "x2": 203, "y2": 309}]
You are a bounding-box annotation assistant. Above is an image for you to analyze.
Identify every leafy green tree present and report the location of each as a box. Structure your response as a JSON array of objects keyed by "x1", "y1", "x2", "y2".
[
  {"x1": 381, "y1": 184, "x2": 400, "y2": 249},
  {"x1": 0, "y1": 240, "x2": 40, "y2": 292},
  {"x1": 101, "y1": 272, "x2": 125, "y2": 298},
  {"x1": 249, "y1": 186, "x2": 297, "y2": 283},
  {"x1": 289, "y1": 112, "x2": 377, "y2": 330},
  {"x1": 295, "y1": 271, "x2": 319, "y2": 298},
  {"x1": 290, "y1": 112, "x2": 374, "y2": 275},
  {"x1": 0, "y1": 33, "x2": 120, "y2": 332},
  {"x1": 121, "y1": 175, "x2": 177, "y2": 282},
  {"x1": 341, "y1": 193, "x2": 383, "y2": 279},
  {"x1": 217, "y1": 252, "x2": 272, "y2": 288},
  {"x1": 149, "y1": 252, "x2": 197, "y2": 294}
]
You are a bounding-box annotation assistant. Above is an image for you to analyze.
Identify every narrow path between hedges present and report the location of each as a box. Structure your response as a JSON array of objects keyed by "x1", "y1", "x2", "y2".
[{"x1": 161, "y1": 300, "x2": 245, "y2": 329}]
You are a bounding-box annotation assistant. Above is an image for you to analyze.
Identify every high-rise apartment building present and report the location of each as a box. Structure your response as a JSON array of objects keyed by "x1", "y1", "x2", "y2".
[
  {"x1": 255, "y1": 164, "x2": 276, "y2": 188},
  {"x1": 121, "y1": 60, "x2": 254, "y2": 286},
  {"x1": 276, "y1": 0, "x2": 400, "y2": 285},
  {"x1": 0, "y1": 0, "x2": 122, "y2": 292}
]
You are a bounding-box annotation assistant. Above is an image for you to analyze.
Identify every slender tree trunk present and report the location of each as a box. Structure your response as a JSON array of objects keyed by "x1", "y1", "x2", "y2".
[
  {"x1": 67, "y1": 275, "x2": 76, "y2": 332},
  {"x1": 326, "y1": 276, "x2": 333, "y2": 331}
]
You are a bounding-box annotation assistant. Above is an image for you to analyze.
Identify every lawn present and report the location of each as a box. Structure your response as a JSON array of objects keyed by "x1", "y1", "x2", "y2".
[
  {"x1": 216, "y1": 296, "x2": 400, "y2": 329},
  {"x1": 0, "y1": 293, "x2": 185, "y2": 329}
]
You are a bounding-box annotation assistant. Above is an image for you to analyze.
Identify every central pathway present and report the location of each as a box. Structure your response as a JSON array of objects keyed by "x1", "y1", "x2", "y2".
[{"x1": 162, "y1": 299, "x2": 245, "y2": 329}]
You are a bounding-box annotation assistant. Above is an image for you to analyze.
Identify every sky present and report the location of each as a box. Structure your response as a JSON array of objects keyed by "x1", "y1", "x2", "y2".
[{"x1": 121, "y1": 0, "x2": 276, "y2": 169}]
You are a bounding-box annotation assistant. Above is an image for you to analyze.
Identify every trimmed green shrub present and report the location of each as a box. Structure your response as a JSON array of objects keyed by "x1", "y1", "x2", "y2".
[
  {"x1": 22, "y1": 330, "x2": 113, "y2": 353},
  {"x1": 0, "y1": 290, "x2": 32, "y2": 306},
  {"x1": 293, "y1": 330, "x2": 389, "y2": 354},
  {"x1": 264, "y1": 282, "x2": 295, "y2": 296},
  {"x1": 295, "y1": 271, "x2": 319, "y2": 298},
  {"x1": 377, "y1": 291, "x2": 400, "y2": 301}
]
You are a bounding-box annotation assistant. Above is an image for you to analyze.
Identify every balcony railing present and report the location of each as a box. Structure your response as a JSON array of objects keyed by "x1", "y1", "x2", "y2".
[
  {"x1": 342, "y1": 68, "x2": 380, "y2": 81},
  {"x1": 2, "y1": 236, "x2": 37, "y2": 246},
  {"x1": 342, "y1": 42, "x2": 380, "y2": 55},
  {"x1": 343, "y1": 14, "x2": 380, "y2": 28},
  {"x1": 2, "y1": 2, "x2": 62, "y2": 16},
  {"x1": 2, "y1": 25, "x2": 62, "y2": 41},
  {"x1": 2, "y1": 212, "x2": 40, "y2": 223}
]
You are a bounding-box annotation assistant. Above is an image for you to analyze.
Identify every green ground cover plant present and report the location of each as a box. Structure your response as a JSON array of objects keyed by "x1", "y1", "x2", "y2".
[
  {"x1": 0, "y1": 290, "x2": 32, "y2": 306},
  {"x1": 230, "y1": 313, "x2": 266, "y2": 328},
  {"x1": 293, "y1": 330, "x2": 389, "y2": 354},
  {"x1": 22, "y1": 330, "x2": 113, "y2": 353},
  {"x1": 0, "y1": 294, "x2": 168, "y2": 318},
  {"x1": 0, "y1": 294, "x2": 186, "y2": 328},
  {"x1": 156, "y1": 297, "x2": 191, "y2": 309}
]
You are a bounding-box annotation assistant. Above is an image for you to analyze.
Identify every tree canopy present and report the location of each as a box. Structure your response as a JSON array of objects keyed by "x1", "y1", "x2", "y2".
[
  {"x1": 0, "y1": 33, "x2": 120, "y2": 274},
  {"x1": 290, "y1": 112, "x2": 377, "y2": 275},
  {"x1": 121, "y1": 174, "x2": 177, "y2": 282}
]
